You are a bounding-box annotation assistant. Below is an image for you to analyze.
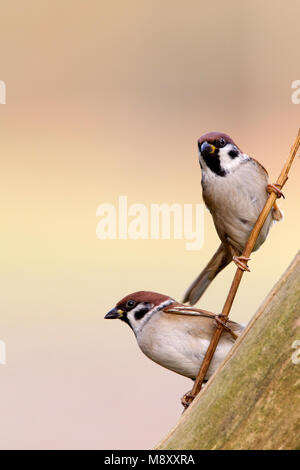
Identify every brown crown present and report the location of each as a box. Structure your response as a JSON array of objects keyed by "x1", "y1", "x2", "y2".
[
  {"x1": 116, "y1": 291, "x2": 172, "y2": 307},
  {"x1": 198, "y1": 131, "x2": 241, "y2": 151}
]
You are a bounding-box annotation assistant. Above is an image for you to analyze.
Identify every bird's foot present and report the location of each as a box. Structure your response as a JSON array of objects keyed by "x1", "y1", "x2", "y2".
[
  {"x1": 233, "y1": 255, "x2": 251, "y2": 272},
  {"x1": 181, "y1": 391, "x2": 195, "y2": 410},
  {"x1": 215, "y1": 314, "x2": 238, "y2": 339},
  {"x1": 267, "y1": 183, "x2": 285, "y2": 199}
]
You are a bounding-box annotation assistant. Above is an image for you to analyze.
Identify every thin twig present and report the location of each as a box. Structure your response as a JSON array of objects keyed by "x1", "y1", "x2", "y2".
[{"x1": 183, "y1": 129, "x2": 300, "y2": 408}]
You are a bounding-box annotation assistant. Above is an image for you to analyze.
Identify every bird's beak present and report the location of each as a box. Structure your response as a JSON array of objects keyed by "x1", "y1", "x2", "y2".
[
  {"x1": 104, "y1": 307, "x2": 124, "y2": 319},
  {"x1": 200, "y1": 141, "x2": 216, "y2": 155}
]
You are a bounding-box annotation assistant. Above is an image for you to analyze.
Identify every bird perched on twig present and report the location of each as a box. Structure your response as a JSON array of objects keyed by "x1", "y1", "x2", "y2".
[
  {"x1": 105, "y1": 291, "x2": 244, "y2": 381},
  {"x1": 183, "y1": 131, "x2": 283, "y2": 305}
]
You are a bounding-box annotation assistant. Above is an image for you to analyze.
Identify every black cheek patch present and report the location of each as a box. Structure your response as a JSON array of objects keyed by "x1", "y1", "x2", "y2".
[
  {"x1": 134, "y1": 306, "x2": 150, "y2": 320},
  {"x1": 228, "y1": 150, "x2": 238, "y2": 159}
]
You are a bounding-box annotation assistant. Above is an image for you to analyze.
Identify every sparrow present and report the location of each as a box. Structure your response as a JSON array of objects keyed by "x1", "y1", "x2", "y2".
[
  {"x1": 183, "y1": 131, "x2": 283, "y2": 305},
  {"x1": 105, "y1": 291, "x2": 244, "y2": 381}
]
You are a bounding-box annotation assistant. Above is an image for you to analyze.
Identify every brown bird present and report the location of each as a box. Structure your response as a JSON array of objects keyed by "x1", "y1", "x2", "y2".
[
  {"x1": 183, "y1": 131, "x2": 283, "y2": 305},
  {"x1": 105, "y1": 291, "x2": 244, "y2": 381}
]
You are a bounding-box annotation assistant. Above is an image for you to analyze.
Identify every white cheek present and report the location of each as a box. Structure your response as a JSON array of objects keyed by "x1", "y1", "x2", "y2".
[
  {"x1": 127, "y1": 310, "x2": 136, "y2": 325},
  {"x1": 127, "y1": 307, "x2": 143, "y2": 329},
  {"x1": 218, "y1": 145, "x2": 242, "y2": 172}
]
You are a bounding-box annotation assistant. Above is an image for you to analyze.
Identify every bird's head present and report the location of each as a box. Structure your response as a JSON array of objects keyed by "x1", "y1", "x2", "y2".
[
  {"x1": 105, "y1": 291, "x2": 175, "y2": 334},
  {"x1": 198, "y1": 131, "x2": 244, "y2": 177}
]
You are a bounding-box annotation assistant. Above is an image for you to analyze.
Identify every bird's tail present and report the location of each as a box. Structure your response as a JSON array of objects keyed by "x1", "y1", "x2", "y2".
[{"x1": 182, "y1": 244, "x2": 232, "y2": 305}]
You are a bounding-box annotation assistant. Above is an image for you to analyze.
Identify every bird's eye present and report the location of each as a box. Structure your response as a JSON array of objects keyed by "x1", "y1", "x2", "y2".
[
  {"x1": 126, "y1": 300, "x2": 136, "y2": 308},
  {"x1": 216, "y1": 138, "x2": 226, "y2": 148}
]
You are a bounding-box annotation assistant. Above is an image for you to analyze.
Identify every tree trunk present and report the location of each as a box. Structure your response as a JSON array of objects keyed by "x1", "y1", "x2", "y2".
[{"x1": 156, "y1": 251, "x2": 300, "y2": 450}]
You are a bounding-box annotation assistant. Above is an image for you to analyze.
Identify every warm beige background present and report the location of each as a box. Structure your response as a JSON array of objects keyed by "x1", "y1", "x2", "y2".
[{"x1": 0, "y1": 0, "x2": 299, "y2": 450}]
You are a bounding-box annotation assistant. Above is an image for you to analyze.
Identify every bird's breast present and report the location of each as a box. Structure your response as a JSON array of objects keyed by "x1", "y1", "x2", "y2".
[
  {"x1": 202, "y1": 160, "x2": 272, "y2": 251},
  {"x1": 136, "y1": 313, "x2": 235, "y2": 380}
]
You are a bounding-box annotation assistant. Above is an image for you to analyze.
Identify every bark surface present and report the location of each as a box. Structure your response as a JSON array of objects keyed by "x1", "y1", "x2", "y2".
[{"x1": 156, "y1": 252, "x2": 300, "y2": 450}]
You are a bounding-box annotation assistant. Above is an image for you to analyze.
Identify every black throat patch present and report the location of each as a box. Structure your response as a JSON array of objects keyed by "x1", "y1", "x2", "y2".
[
  {"x1": 201, "y1": 151, "x2": 226, "y2": 177},
  {"x1": 120, "y1": 315, "x2": 133, "y2": 330}
]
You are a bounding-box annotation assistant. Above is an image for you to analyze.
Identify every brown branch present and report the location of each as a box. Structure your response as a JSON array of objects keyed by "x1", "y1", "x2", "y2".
[{"x1": 183, "y1": 128, "x2": 300, "y2": 408}]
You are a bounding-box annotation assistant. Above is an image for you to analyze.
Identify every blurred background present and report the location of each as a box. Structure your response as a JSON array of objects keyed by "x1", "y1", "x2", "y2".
[{"x1": 0, "y1": 0, "x2": 299, "y2": 450}]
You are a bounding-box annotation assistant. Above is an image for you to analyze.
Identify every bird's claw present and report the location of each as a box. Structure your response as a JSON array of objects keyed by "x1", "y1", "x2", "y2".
[
  {"x1": 181, "y1": 391, "x2": 195, "y2": 409},
  {"x1": 215, "y1": 314, "x2": 238, "y2": 339},
  {"x1": 267, "y1": 183, "x2": 285, "y2": 199},
  {"x1": 233, "y1": 255, "x2": 251, "y2": 272}
]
